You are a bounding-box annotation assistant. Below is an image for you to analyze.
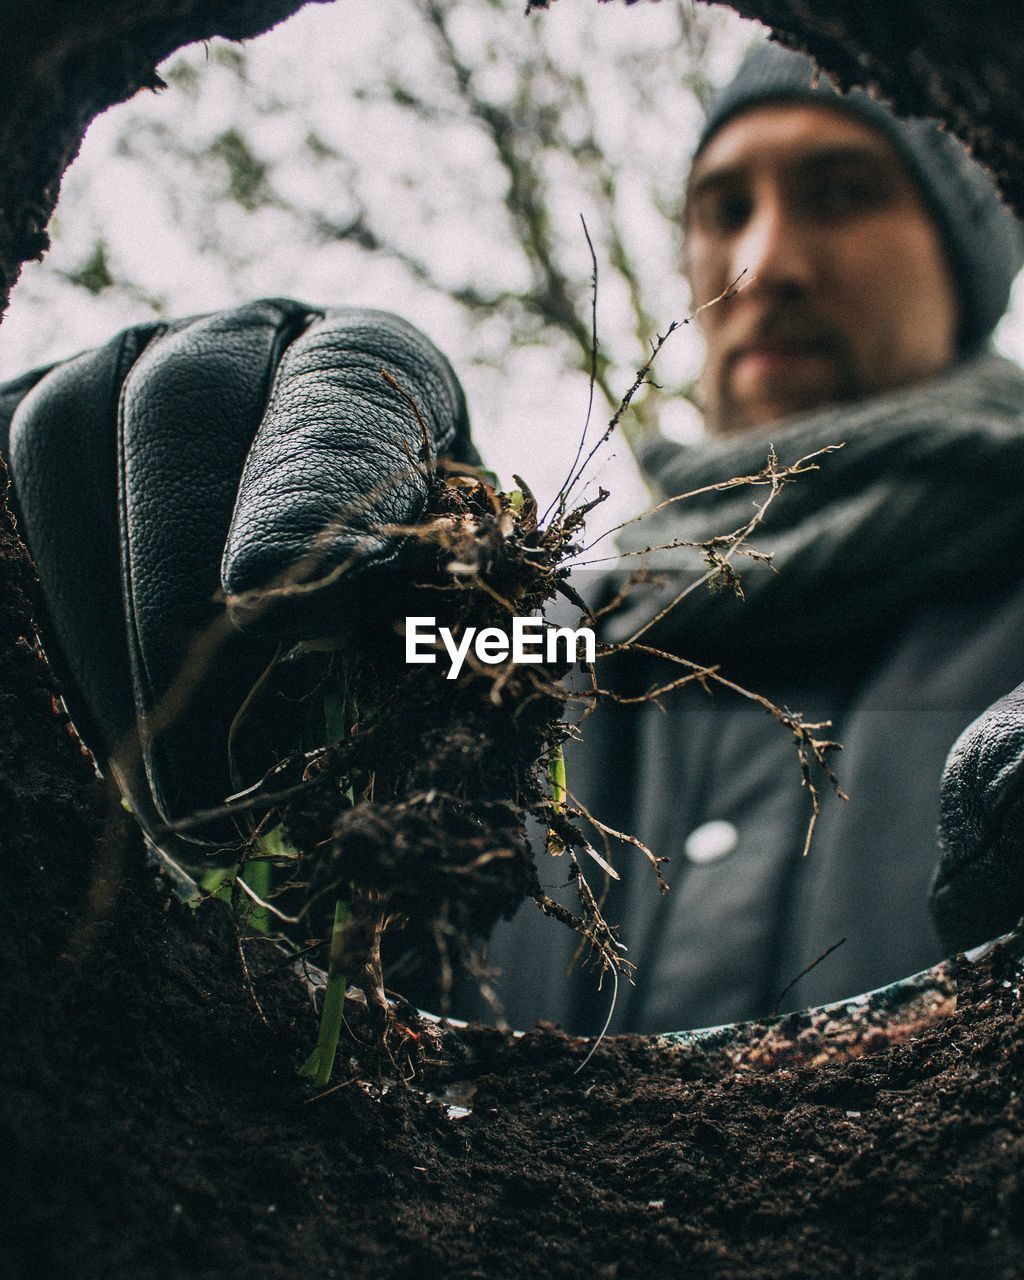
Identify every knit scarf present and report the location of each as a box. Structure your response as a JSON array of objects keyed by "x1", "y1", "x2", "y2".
[{"x1": 603, "y1": 353, "x2": 1024, "y2": 650}]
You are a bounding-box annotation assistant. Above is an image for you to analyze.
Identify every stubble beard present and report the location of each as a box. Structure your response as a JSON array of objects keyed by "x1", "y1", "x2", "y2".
[{"x1": 706, "y1": 311, "x2": 864, "y2": 435}]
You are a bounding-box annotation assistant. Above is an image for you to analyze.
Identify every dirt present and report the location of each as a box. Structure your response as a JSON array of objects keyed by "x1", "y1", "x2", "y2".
[
  {"x1": 3, "y1": 479, "x2": 1024, "y2": 1280},
  {"x1": 182, "y1": 463, "x2": 605, "y2": 1015},
  {"x1": 4, "y1": 821, "x2": 1024, "y2": 1280}
]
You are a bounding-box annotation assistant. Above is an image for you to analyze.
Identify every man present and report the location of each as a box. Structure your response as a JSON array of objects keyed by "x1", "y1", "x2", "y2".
[
  {"x1": 2, "y1": 43, "x2": 1023, "y2": 1033},
  {"x1": 466, "y1": 42, "x2": 1024, "y2": 1032}
]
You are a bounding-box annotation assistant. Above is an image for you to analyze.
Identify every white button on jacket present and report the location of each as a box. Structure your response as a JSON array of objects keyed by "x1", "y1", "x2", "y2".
[{"x1": 684, "y1": 819, "x2": 739, "y2": 865}]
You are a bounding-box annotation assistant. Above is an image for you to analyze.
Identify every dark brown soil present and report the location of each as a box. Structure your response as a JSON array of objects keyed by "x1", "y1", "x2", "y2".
[
  {"x1": 4, "y1": 834, "x2": 1024, "y2": 1280},
  {"x1": 3, "y1": 485, "x2": 1024, "y2": 1280}
]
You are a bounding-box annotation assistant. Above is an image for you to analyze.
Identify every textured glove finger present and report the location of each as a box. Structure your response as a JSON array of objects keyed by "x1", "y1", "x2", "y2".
[
  {"x1": 115, "y1": 298, "x2": 315, "y2": 837},
  {"x1": 930, "y1": 681, "x2": 1024, "y2": 952},
  {"x1": 222, "y1": 307, "x2": 471, "y2": 634},
  {"x1": 5, "y1": 322, "x2": 165, "y2": 780},
  {"x1": 5, "y1": 301, "x2": 309, "y2": 849}
]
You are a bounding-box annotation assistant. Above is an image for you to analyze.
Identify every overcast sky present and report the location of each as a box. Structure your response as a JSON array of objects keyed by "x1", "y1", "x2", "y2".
[{"x1": 3, "y1": 0, "x2": 1022, "y2": 538}]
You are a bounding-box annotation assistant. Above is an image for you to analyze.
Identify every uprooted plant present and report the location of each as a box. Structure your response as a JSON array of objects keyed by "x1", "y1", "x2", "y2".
[{"x1": 145, "y1": 277, "x2": 845, "y2": 1091}]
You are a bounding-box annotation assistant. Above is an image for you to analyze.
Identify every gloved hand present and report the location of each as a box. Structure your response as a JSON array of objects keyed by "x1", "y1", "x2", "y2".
[
  {"x1": 930, "y1": 680, "x2": 1024, "y2": 952},
  {"x1": 0, "y1": 298, "x2": 474, "y2": 861}
]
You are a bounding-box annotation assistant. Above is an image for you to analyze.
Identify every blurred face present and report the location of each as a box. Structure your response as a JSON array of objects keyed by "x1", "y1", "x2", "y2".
[{"x1": 684, "y1": 103, "x2": 958, "y2": 435}]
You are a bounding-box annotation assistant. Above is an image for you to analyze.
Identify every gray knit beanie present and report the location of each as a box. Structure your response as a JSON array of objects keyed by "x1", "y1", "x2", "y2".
[{"x1": 696, "y1": 43, "x2": 1024, "y2": 354}]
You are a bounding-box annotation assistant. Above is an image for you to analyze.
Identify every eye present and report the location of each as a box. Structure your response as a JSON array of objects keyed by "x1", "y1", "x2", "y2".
[
  {"x1": 811, "y1": 172, "x2": 892, "y2": 219},
  {"x1": 691, "y1": 188, "x2": 753, "y2": 235}
]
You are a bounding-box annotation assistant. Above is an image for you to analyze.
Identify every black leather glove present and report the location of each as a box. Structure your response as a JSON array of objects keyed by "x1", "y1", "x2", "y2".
[
  {"x1": 930, "y1": 680, "x2": 1024, "y2": 951},
  {"x1": 0, "y1": 298, "x2": 475, "y2": 861}
]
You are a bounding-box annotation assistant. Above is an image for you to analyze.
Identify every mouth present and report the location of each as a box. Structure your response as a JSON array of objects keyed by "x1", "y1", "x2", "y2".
[{"x1": 731, "y1": 341, "x2": 835, "y2": 378}]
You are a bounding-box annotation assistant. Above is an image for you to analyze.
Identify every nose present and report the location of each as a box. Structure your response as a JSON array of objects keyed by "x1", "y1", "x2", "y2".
[{"x1": 730, "y1": 191, "x2": 817, "y2": 297}]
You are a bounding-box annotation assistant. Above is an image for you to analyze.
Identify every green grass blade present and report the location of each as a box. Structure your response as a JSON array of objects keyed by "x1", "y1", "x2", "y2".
[{"x1": 299, "y1": 898, "x2": 351, "y2": 1087}]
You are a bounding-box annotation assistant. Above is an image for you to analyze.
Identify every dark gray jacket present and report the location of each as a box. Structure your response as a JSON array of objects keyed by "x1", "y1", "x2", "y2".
[{"x1": 469, "y1": 352, "x2": 1024, "y2": 1034}]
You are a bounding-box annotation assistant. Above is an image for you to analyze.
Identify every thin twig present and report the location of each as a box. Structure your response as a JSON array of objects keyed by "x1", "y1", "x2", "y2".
[
  {"x1": 558, "y1": 271, "x2": 749, "y2": 514},
  {"x1": 577, "y1": 444, "x2": 840, "y2": 558},
  {"x1": 573, "y1": 966, "x2": 618, "y2": 1076},
  {"x1": 235, "y1": 873, "x2": 302, "y2": 925},
  {"x1": 771, "y1": 938, "x2": 847, "y2": 1014},
  {"x1": 381, "y1": 368, "x2": 434, "y2": 476},
  {"x1": 543, "y1": 212, "x2": 601, "y2": 527},
  {"x1": 567, "y1": 789, "x2": 669, "y2": 893},
  {"x1": 617, "y1": 446, "x2": 838, "y2": 647}
]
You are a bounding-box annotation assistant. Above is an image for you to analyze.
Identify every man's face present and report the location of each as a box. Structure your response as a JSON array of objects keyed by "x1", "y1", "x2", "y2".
[{"x1": 685, "y1": 103, "x2": 959, "y2": 435}]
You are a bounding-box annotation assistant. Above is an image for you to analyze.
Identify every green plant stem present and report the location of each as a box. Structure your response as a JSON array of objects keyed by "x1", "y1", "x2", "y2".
[
  {"x1": 245, "y1": 854, "x2": 272, "y2": 934},
  {"x1": 548, "y1": 743, "x2": 567, "y2": 853},
  {"x1": 299, "y1": 898, "x2": 351, "y2": 1087},
  {"x1": 296, "y1": 677, "x2": 357, "y2": 1085},
  {"x1": 550, "y1": 744, "x2": 567, "y2": 812}
]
